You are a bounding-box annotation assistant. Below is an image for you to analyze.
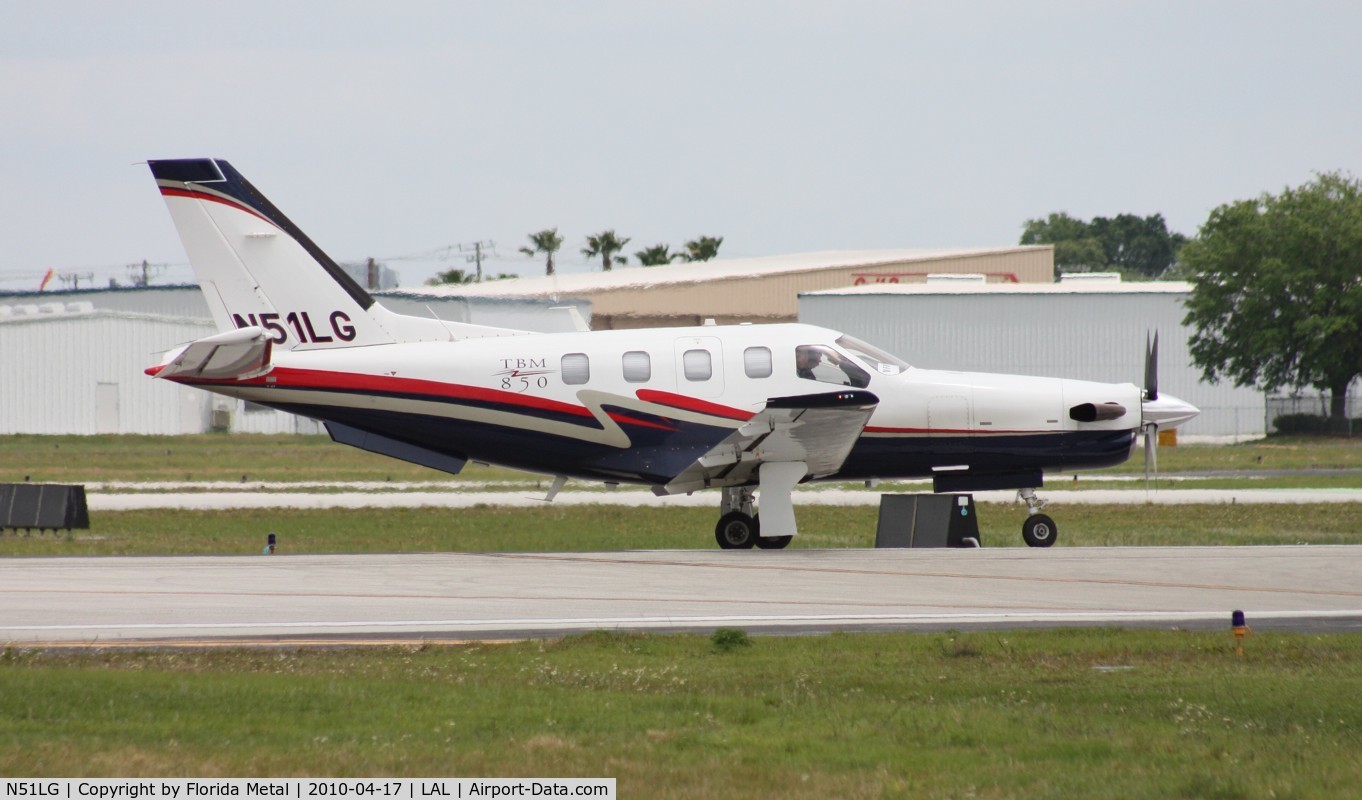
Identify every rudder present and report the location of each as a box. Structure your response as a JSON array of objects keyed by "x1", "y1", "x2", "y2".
[{"x1": 149, "y1": 158, "x2": 394, "y2": 349}]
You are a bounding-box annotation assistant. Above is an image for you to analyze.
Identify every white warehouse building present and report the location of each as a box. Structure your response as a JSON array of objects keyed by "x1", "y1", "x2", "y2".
[
  {"x1": 0, "y1": 289, "x2": 583, "y2": 436},
  {"x1": 798, "y1": 277, "x2": 1267, "y2": 439},
  {"x1": 0, "y1": 306, "x2": 320, "y2": 435}
]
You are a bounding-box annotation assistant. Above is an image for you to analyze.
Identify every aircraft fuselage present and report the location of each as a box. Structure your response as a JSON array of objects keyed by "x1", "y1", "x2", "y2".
[{"x1": 178, "y1": 321, "x2": 1141, "y2": 487}]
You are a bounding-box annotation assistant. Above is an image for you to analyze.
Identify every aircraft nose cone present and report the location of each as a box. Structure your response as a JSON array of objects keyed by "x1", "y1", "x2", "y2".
[{"x1": 1142, "y1": 393, "x2": 1199, "y2": 428}]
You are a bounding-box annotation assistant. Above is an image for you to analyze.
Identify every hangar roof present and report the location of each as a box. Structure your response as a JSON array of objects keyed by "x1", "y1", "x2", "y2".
[
  {"x1": 404, "y1": 246, "x2": 1051, "y2": 298},
  {"x1": 802, "y1": 279, "x2": 1193, "y2": 297}
]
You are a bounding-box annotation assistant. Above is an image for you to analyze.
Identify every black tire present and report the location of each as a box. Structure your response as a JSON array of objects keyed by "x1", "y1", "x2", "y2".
[
  {"x1": 754, "y1": 515, "x2": 792, "y2": 550},
  {"x1": 715, "y1": 511, "x2": 759, "y2": 549},
  {"x1": 1022, "y1": 513, "x2": 1058, "y2": 548}
]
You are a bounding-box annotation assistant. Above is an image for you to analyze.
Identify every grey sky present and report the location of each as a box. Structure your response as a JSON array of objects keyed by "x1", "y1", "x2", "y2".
[{"x1": 3, "y1": 1, "x2": 1359, "y2": 290}]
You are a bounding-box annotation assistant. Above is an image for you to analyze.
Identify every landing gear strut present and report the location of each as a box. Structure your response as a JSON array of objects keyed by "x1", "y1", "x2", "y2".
[
  {"x1": 715, "y1": 487, "x2": 757, "y2": 549},
  {"x1": 1017, "y1": 488, "x2": 1057, "y2": 548},
  {"x1": 714, "y1": 486, "x2": 791, "y2": 550}
]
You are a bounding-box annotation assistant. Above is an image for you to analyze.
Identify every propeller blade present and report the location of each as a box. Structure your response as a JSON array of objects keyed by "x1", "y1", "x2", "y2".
[
  {"x1": 1144, "y1": 331, "x2": 1159, "y2": 401},
  {"x1": 1144, "y1": 425, "x2": 1152, "y2": 487},
  {"x1": 1151, "y1": 425, "x2": 1158, "y2": 478},
  {"x1": 1143, "y1": 424, "x2": 1159, "y2": 492}
]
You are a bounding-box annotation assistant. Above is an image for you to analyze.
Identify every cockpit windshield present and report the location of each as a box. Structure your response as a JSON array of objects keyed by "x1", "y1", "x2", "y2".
[
  {"x1": 835, "y1": 335, "x2": 912, "y2": 376},
  {"x1": 795, "y1": 344, "x2": 871, "y2": 388}
]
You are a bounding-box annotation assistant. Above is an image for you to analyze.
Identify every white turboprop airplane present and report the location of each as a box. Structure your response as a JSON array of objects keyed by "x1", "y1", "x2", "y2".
[{"x1": 145, "y1": 158, "x2": 1199, "y2": 549}]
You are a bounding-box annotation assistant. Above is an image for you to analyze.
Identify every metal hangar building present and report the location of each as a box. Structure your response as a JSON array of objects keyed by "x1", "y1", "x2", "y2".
[
  {"x1": 408, "y1": 246, "x2": 1055, "y2": 329},
  {"x1": 798, "y1": 276, "x2": 1266, "y2": 439}
]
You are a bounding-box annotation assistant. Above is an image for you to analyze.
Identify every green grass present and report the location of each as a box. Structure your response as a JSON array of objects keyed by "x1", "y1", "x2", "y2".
[
  {"x1": 1107, "y1": 435, "x2": 1362, "y2": 473},
  {"x1": 6, "y1": 433, "x2": 1362, "y2": 485},
  {"x1": 5, "y1": 435, "x2": 1362, "y2": 794},
  {"x1": 0, "y1": 434, "x2": 520, "y2": 484},
  {"x1": 3, "y1": 630, "x2": 1361, "y2": 797},
  {"x1": 2, "y1": 503, "x2": 1360, "y2": 557}
]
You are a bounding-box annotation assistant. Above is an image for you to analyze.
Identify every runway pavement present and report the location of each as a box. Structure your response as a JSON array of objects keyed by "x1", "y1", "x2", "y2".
[
  {"x1": 3, "y1": 546, "x2": 1361, "y2": 645},
  {"x1": 84, "y1": 486, "x2": 1362, "y2": 511}
]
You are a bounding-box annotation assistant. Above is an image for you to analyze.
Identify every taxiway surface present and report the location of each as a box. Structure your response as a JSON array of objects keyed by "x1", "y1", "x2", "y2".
[{"x1": 3, "y1": 546, "x2": 1361, "y2": 645}]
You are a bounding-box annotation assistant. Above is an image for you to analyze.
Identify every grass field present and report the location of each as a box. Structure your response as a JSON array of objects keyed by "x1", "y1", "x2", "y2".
[
  {"x1": 6, "y1": 433, "x2": 1362, "y2": 485},
  {"x1": 3, "y1": 630, "x2": 1361, "y2": 798},
  {"x1": 2, "y1": 503, "x2": 1360, "y2": 556},
  {"x1": 4, "y1": 433, "x2": 1361, "y2": 793}
]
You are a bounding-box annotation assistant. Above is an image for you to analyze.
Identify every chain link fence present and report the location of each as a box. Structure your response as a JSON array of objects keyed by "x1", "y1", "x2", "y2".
[{"x1": 1266, "y1": 393, "x2": 1361, "y2": 436}]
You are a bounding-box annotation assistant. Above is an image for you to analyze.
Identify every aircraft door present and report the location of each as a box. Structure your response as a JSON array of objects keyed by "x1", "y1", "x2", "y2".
[
  {"x1": 927, "y1": 395, "x2": 971, "y2": 435},
  {"x1": 674, "y1": 336, "x2": 725, "y2": 399}
]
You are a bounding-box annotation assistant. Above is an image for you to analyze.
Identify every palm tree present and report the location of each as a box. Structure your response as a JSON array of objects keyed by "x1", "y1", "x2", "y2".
[
  {"x1": 520, "y1": 228, "x2": 564, "y2": 276},
  {"x1": 680, "y1": 235, "x2": 724, "y2": 262},
  {"x1": 425, "y1": 268, "x2": 476, "y2": 285},
  {"x1": 635, "y1": 243, "x2": 678, "y2": 266},
  {"x1": 425, "y1": 268, "x2": 514, "y2": 286},
  {"x1": 582, "y1": 230, "x2": 631, "y2": 272}
]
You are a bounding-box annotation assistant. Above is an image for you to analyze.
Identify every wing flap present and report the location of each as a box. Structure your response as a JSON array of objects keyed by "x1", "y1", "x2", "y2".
[{"x1": 659, "y1": 389, "x2": 878, "y2": 495}]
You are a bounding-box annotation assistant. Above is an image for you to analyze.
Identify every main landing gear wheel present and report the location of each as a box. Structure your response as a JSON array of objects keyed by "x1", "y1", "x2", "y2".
[
  {"x1": 1022, "y1": 514, "x2": 1058, "y2": 548},
  {"x1": 715, "y1": 511, "x2": 759, "y2": 549},
  {"x1": 754, "y1": 526, "x2": 792, "y2": 550}
]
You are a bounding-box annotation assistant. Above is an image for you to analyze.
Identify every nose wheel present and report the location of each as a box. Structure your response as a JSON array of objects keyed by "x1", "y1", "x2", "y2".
[
  {"x1": 1018, "y1": 488, "x2": 1057, "y2": 547},
  {"x1": 1021, "y1": 513, "x2": 1057, "y2": 547}
]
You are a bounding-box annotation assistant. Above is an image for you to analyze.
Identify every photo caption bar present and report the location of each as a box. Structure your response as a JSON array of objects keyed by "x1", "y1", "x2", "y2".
[{"x1": 0, "y1": 780, "x2": 615, "y2": 800}]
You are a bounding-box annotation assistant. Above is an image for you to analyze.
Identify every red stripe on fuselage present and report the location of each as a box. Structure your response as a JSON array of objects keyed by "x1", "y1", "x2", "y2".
[{"x1": 634, "y1": 389, "x2": 754, "y2": 421}]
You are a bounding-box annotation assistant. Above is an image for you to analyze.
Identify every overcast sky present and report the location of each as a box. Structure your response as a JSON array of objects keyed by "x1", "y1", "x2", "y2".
[{"x1": 3, "y1": 1, "x2": 1359, "y2": 291}]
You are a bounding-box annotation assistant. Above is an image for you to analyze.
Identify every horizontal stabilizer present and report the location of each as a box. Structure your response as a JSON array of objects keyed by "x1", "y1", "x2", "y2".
[{"x1": 150, "y1": 326, "x2": 272, "y2": 381}]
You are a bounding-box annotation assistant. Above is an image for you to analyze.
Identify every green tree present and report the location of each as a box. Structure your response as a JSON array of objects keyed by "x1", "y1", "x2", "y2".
[
  {"x1": 424, "y1": 268, "x2": 513, "y2": 286},
  {"x1": 635, "y1": 243, "x2": 678, "y2": 266},
  {"x1": 679, "y1": 235, "x2": 724, "y2": 262},
  {"x1": 1182, "y1": 171, "x2": 1362, "y2": 419},
  {"x1": 520, "y1": 228, "x2": 564, "y2": 276},
  {"x1": 1021, "y1": 211, "x2": 1187, "y2": 278},
  {"x1": 1020, "y1": 212, "x2": 1107, "y2": 276},
  {"x1": 426, "y1": 268, "x2": 476, "y2": 285},
  {"x1": 1089, "y1": 213, "x2": 1188, "y2": 278},
  {"x1": 582, "y1": 230, "x2": 630, "y2": 272}
]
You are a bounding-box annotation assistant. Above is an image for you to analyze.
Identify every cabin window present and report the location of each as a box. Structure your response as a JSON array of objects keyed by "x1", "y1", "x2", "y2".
[
  {"x1": 622, "y1": 350, "x2": 651, "y2": 383},
  {"x1": 795, "y1": 344, "x2": 871, "y2": 388},
  {"x1": 743, "y1": 346, "x2": 773, "y2": 378},
  {"x1": 561, "y1": 353, "x2": 590, "y2": 385},
  {"x1": 682, "y1": 349, "x2": 712, "y2": 381}
]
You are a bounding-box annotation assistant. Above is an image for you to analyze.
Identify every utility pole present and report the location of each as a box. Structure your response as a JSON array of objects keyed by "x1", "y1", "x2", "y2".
[
  {"x1": 57, "y1": 272, "x2": 95, "y2": 290},
  {"x1": 458, "y1": 241, "x2": 495, "y2": 282},
  {"x1": 126, "y1": 260, "x2": 166, "y2": 287}
]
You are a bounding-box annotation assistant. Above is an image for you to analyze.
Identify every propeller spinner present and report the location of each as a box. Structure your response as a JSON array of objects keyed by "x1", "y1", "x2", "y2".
[{"x1": 1139, "y1": 330, "x2": 1200, "y2": 487}]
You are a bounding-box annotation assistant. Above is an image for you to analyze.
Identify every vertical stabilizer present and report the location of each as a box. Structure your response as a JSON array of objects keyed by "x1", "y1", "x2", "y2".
[{"x1": 149, "y1": 158, "x2": 394, "y2": 349}]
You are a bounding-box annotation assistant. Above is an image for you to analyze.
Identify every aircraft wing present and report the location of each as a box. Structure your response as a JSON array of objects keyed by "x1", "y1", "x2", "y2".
[
  {"x1": 659, "y1": 389, "x2": 878, "y2": 495},
  {"x1": 149, "y1": 326, "x2": 273, "y2": 381}
]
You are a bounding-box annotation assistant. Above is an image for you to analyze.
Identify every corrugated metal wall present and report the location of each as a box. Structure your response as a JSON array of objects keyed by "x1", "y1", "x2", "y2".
[
  {"x1": 800, "y1": 292, "x2": 1266, "y2": 438},
  {"x1": 1, "y1": 313, "x2": 214, "y2": 434},
  {"x1": 375, "y1": 294, "x2": 591, "y2": 332},
  {"x1": 592, "y1": 249, "x2": 1054, "y2": 324},
  {"x1": 1, "y1": 312, "x2": 320, "y2": 435},
  {"x1": 227, "y1": 400, "x2": 324, "y2": 435}
]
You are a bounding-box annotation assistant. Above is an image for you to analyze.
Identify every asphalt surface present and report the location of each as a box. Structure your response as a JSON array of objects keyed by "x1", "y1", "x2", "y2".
[
  {"x1": 3, "y1": 546, "x2": 1360, "y2": 645},
  {"x1": 83, "y1": 486, "x2": 1362, "y2": 510}
]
